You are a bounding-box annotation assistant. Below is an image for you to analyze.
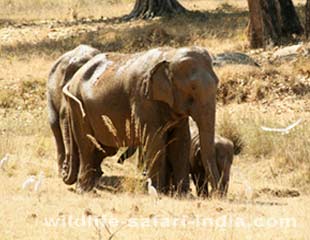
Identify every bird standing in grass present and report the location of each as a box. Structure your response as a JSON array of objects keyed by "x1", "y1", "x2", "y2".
[
  {"x1": 147, "y1": 178, "x2": 158, "y2": 199},
  {"x1": 22, "y1": 176, "x2": 36, "y2": 189},
  {"x1": 0, "y1": 154, "x2": 10, "y2": 170},
  {"x1": 22, "y1": 172, "x2": 44, "y2": 192},
  {"x1": 34, "y1": 172, "x2": 44, "y2": 192}
]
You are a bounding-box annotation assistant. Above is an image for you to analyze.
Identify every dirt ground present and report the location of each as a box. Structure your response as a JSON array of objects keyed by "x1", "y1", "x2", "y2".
[{"x1": 0, "y1": 1, "x2": 309, "y2": 239}]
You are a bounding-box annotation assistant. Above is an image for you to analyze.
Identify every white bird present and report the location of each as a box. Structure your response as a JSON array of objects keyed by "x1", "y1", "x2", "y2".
[
  {"x1": 22, "y1": 175, "x2": 36, "y2": 189},
  {"x1": 261, "y1": 118, "x2": 302, "y2": 134},
  {"x1": 243, "y1": 180, "x2": 254, "y2": 201},
  {"x1": 0, "y1": 154, "x2": 10, "y2": 170},
  {"x1": 34, "y1": 172, "x2": 44, "y2": 192},
  {"x1": 22, "y1": 172, "x2": 44, "y2": 192},
  {"x1": 147, "y1": 178, "x2": 158, "y2": 199}
]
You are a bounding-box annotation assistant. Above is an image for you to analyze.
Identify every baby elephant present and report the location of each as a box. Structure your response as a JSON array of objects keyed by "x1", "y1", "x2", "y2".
[{"x1": 190, "y1": 134, "x2": 234, "y2": 197}]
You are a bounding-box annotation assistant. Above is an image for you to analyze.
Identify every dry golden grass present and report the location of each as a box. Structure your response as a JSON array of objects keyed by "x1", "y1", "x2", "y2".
[
  {"x1": 0, "y1": 181, "x2": 309, "y2": 239},
  {"x1": 1, "y1": 104, "x2": 309, "y2": 239},
  {"x1": 5, "y1": 0, "x2": 307, "y2": 57},
  {"x1": 217, "y1": 103, "x2": 310, "y2": 190},
  {"x1": 0, "y1": 0, "x2": 309, "y2": 239},
  {"x1": 0, "y1": 0, "x2": 306, "y2": 22},
  {"x1": 0, "y1": 0, "x2": 133, "y2": 21}
]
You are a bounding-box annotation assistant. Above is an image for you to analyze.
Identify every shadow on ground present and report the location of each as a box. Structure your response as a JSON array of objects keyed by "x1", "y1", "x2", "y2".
[
  {"x1": 96, "y1": 175, "x2": 145, "y2": 193},
  {"x1": 0, "y1": 8, "x2": 249, "y2": 56}
]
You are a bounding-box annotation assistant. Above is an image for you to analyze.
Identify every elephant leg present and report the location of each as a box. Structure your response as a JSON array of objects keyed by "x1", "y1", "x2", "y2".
[
  {"x1": 217, "y1": 158, "x2": 232, "y2": 196},
  {"x1": 77, "y1": 143, "x2": 104, "y2": 192},
  {"x1": 77, "y1": 144, "x2": 118, "y2": 192},
  {"x1": 62, "y1": 94, "x2": 102, "y2": 192},
  {"x1": 144, "y1": 132, "x2": 169, "y2": 193},
  {"x1": 48, "y1": 102, "x2": 65, "y2": 176},
  {"x1": 166, "y1": 118, "x2": 190, "y2": 194},
  {"x1": 195, "y1": 173, "x2": 209, "y2": 197},
  {"x1": 64, "y1": 106, "x2": 100, "y2": 192},
  {"x1": 50, "y1": 120, "x2": 65, "y2": 175},
  {"x1": 147, "y1": 151, "x2": 169, "y2": 194}
]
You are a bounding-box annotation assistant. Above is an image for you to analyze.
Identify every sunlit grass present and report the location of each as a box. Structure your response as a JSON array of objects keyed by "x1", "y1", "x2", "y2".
[{"x1": 0, "y1": 0, "x2": 309, "y2": 239}]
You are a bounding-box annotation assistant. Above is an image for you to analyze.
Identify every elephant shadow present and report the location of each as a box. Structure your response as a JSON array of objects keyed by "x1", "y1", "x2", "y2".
[{"x1": 95, "y1": 175, "x2": 146, "y2": 194}]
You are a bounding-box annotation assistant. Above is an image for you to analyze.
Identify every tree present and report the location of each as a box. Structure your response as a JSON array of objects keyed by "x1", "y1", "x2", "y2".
[
  {"x1": 306, "y1": 0, "x2": 310, "y2": 38},
  {"x1": 279, "y1": 0, "x2": 303, "y2": 36},
  {"x1": 124, "y1": 0, "x2": 186, "y2": 20},
  {"x1": 247, "y1": 0, "x2": 303, "y2": 48}
]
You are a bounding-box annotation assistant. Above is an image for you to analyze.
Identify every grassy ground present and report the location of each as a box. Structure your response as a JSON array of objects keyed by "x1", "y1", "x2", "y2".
[{"x1": 0, "y1": 0, "x2": 310, "y2": 239}]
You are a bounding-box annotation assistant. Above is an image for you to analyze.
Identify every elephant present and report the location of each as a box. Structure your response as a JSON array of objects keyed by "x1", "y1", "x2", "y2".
[
  {"x1": 62, "y1": 47, "x2": 221, "y2": 193},
  {"x1": 189, "y1": 118, "x2": 234, "y2": 197},
  {"x1": 47, "y1": 44, "x2": 100, "y2": 184}
]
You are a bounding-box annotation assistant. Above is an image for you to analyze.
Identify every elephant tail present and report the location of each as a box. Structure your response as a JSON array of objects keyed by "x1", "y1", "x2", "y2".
[{"x1": 62, "y1": 82, "x2": 86, "y2": 118}]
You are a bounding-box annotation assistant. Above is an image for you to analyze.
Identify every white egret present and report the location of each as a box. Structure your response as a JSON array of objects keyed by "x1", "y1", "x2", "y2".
[
  {"x1": 261, "y1": 118, "x2": 302, "y2": 134},
  {"x1": 22, "y1": 176, "x2": 36, "y2": 190},
  {"x1": 22, "y1": 172, "x2": 44, "y2": 192},
  {"x1": 147, "y1": 178, "x2": 158, "y2": 199},
  {"x1": 34, "y1": 172, "x2": 44, "y2": 192},
  {"x1": 0, "y1": 154, "x2": 10, "y2": 170}
]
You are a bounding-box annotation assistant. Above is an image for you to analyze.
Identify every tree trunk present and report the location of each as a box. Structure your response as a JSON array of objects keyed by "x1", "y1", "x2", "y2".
[
  {"x1": 306, "y1": 0, "x2": 310, "y2": 38},
  {"x1": 247, "y1": 0, "x2": 303, "y2": 48},
  {"x1": 247, "y1": 0, "x2": 266, "y2": 48},
  {"x1": 124, "y1": 0, "x2": 186, "y2": 20},
  {"x1": 278, "y1": 0, "x2": 303, "y2": 36}
]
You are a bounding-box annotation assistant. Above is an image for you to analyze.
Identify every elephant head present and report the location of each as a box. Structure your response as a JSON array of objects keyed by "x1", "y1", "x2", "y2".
[{"x1": 144, "y1": 47, "x2": 221, "y2": 191}]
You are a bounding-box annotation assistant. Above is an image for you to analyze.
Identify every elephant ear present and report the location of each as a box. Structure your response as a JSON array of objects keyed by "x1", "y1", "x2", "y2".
[{"x1": 144, "y1": 61, "x2": 174, "y2": 108}]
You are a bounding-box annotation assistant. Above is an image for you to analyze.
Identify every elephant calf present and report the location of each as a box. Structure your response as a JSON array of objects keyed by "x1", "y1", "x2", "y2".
[{"x1": 190, "y1": 123, "x2": 234, "y2": 197}]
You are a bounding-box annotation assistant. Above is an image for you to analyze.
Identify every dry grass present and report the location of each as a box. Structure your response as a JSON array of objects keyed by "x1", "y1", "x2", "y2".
[
  {"x1": 217, "y1": 104, "x2": 310, "y2": 189},
  {"x1": 2, "y1": 0, "x2": 307, "y2": 57},
  {"x1": 0, "y1": 112, "x2": 309, "y2": 239},
  {"x1": 216, "y1": 58, "x2": 310, "y2": 104},
  {"x1": 0, "y1": 0, "x2": 305, "y2": 22},
  {"x1": 0, "y1": 0, "x2": 310, "y2": 239},
  {"x1": 0, "y1": 0, "x2": 133, "y2": 21},
  {"x1": 0, "y1": 179, "x2": 309, "y2": 239}
]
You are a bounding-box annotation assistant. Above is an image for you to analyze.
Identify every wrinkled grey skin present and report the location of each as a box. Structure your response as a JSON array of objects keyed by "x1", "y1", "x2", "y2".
[
  {"x1": 47, "y1": 45, "x2": 100, "y2": 184},
  {"x1": 189, "y1": 118, "x2": 234, "y2": 197},
  {"x1": 63, "y1": 47, "x2": 220, "y2": 193}
]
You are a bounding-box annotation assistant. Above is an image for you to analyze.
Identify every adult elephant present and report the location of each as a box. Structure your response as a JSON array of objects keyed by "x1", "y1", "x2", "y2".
[
  {"x1": 63, "y1": 47, "x2": 220, "y2": 193},
  {"x1": 47, "y1": 45, "x2": 100, "y2": 184}
]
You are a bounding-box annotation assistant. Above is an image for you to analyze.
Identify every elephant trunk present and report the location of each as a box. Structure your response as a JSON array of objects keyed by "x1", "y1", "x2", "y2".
[{"x1": 193, "y1": 103, "x2": 221, "y2": 193}]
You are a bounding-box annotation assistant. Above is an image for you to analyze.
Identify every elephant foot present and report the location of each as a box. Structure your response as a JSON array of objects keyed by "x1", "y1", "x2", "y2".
[
  {"x1": 198, "y1": 191, "x2": 209, "y2": 198},
  {"x1": 208, "y1": 188, "x2": 226, "y2": 198},
  {"x1": 76, "y1": 168, "x2": 103, "y2": 193}
]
